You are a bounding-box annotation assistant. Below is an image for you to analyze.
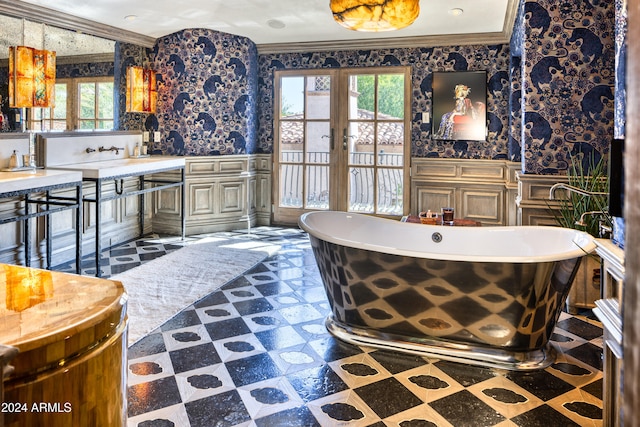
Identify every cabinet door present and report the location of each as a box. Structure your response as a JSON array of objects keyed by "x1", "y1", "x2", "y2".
[
  {"x1": 184, "y1": 179, "x2": 215, "y2": 220},
  {"x1": 414, "y1": 184, "x2": 455, "y2": 213},
  {"x1": 219, "y1": 179, "x2": 245, "y2": 215},
  {"x1": 459, "y1": 186, "x2": 504, "y2": 225}
]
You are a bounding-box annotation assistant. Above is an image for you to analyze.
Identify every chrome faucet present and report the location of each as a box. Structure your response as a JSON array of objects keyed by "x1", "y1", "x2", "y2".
[
  {"x1": 576, "y1": 211, "x2": 613, "y2": 237},
  {"x1": 548, "y1": 183, "x2": 608, "y2": 200},
  {"x1": 99, "y1": 146, "x2": 125, "y2": 155}
]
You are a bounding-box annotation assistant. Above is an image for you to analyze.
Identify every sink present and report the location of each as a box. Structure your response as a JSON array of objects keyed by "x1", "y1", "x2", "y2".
[
  {"x1": 0, "y1": 170, "x2": 83, "y2": 195},
  {"x1": 36, "y1": 132, "x2": 184, "y2": 179},
  {"x1": 47, "y1": 156, "x2": 185, "y2": 179}
]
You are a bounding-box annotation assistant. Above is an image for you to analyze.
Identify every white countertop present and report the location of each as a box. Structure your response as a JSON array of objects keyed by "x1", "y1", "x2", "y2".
[
  {"x1": 46, "y1": 156, "x2": 186, "y2": 179},
  {"x1": 0, "y1": 169, "x2": 83, "y2": 195}
]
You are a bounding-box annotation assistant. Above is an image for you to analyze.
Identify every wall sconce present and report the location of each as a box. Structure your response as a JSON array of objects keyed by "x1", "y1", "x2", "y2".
[
  {"x1": 126, "y1": 66, "x2": 157, "y2": 113},
  {"x1": 330, "y1": 0, "x2": 420, "y2": 32},
  {"x1": 8, "y1": 46, "x2": 56, "y2": 108}
]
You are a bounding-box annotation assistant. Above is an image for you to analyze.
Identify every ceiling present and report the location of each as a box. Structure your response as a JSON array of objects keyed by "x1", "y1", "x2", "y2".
[{"x1": 3, "y1": 0, "x2": 517, "y2": 53}]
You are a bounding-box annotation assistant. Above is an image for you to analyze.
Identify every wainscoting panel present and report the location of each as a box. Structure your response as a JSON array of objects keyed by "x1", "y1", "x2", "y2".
[
  {"x1": 515, "y1": 172, "x2": 569, "y2": 226},
  {"x1": 153, "y1": 154, "x2": 272, "y2": 235},
  {"x1": 460, "y1": 187, "x2": 504, "y2": 224},
  {"x1": 410, "y1": 158, "x2": 519, "y2": 226}
]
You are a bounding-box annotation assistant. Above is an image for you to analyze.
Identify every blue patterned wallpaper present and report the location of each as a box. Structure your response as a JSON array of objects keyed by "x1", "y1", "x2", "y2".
[
  {"x1": 258, "y1": 46, "x2": 511, "y2": 158},
  {"x1": 614, "y1": 0, "x2": 627, "y2": 139},
  {"x1": 151, "y1": 29, "x2": 258, "y2": 155},
  {"x1": 521, "y1": 0, "x2": 615, "y2": 174},
  {"x1": 115, "y1": 42, "x2": 155, "y2": 133}
]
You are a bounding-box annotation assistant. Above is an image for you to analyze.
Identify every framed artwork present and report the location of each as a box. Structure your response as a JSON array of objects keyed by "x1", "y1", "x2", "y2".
[{"x1": 431, "y1": 71, "x2": 487, "y2": 141}]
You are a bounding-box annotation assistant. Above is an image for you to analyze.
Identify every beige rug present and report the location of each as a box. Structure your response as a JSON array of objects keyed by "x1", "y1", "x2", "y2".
[{"x1": 111, "y1": 235, "x2": 281, "y2": 346}]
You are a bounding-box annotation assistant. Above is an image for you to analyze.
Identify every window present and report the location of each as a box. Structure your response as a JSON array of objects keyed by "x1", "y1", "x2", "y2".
[{"x1": 28, "y1": 77, "x2": 114, "y2": 131}]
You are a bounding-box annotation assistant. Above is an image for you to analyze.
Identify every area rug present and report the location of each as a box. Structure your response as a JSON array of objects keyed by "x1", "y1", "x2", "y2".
[{"x1": 111, "y1": 235, "x2": 281, "y2": 346}]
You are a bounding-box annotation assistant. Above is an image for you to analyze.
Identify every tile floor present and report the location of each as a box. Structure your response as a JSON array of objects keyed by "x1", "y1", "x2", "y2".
[{"x1": 59, "y1": 227, "x2": 604, "y2": 426}]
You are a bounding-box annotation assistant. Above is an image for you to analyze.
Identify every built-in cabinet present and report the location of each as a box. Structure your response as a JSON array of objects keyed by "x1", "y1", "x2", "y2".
[
  {"x1": 153, "y1": 154, "x2": 272, "y2": 235},
  {"x1": 593, "y1": 239, "x2": 625, "y2": 426},
  {"x1": 410, "y1": 158, "x2": 520, "y2": 226}
]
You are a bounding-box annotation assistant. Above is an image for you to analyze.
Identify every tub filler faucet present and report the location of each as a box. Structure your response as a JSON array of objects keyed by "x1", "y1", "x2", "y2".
[
  {"x1": 99, "y1": 146, "x2": 125, "y2": 155},
  {"x1": 576, "y1": 211, "x2": 613, "y2": 237},
  {"x1": 549, "y1": 183, "x2": 611, "y2": 237},
  {"x1": 548, "y1": 183, "x2": 608, "y2": 200}
]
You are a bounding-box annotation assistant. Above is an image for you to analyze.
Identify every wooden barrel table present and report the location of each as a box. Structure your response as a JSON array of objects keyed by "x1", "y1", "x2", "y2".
[{"x1": 0, "y1": 264, "x2": 128, "y2": 427}]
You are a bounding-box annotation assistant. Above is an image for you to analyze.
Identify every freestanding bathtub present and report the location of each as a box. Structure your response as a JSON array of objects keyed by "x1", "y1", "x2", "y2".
[{"x1": 299, "y1": 211, "x2": 596, "y2": 371}]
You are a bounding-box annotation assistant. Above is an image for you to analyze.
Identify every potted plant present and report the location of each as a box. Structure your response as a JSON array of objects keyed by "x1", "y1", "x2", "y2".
[
  {"x1": 550, "y1": 153, "x2": 611, "y2": 314},
  {"x1": 553, "y1": 154, "x2": 612, "y2": 237}
]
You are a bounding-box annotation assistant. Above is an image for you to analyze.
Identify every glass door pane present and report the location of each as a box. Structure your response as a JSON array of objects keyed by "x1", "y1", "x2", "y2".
[
  {"x1": 346, "y1": 72, "x2": 405, "y2": 215},
  {"x1": 275, "y1": 72, "x2": 334, "y2": 223}
]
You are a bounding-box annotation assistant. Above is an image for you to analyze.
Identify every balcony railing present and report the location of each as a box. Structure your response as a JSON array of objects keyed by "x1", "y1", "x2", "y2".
[{"x1": 279, "y1": 151, "x2": 403, "y2": 214}]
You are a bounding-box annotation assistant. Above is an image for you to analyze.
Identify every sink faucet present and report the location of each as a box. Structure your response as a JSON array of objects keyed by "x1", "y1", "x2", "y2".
[
  {"x1": 548, "y1": 183, "x2": 608, "y2": 200},
  {"x1": 99, "y1": 146, "x2": 125, "y2": 155}
]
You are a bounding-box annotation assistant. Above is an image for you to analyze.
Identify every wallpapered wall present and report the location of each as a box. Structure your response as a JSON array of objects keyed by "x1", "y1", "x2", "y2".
[
  {"x1": 138, "y1": 0, "x2": 615, "y2": 169},
  {"x1": 257, "y1": 46, "x2": 512, "y2": 159},
  {"x1": 614, "y1": 0, "x2": 627, "y2": 139},
  {"x1": 520, "y1": 0, "x2": 615, "y2": 174},
  {"x1": 150, "y1": 29, "x2": 259, "y2": 155}
]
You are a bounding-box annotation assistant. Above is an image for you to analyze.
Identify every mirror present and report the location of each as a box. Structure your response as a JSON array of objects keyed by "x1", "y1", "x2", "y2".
[
  {"x1": 1, "y1": 14, "x2": 116, "y2": 132},
  {"x1": 0, "y1": 15, "x2": 115, "y2": 61}
]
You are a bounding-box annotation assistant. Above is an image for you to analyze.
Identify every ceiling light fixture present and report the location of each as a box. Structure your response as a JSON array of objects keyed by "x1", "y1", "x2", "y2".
[
  {"x1": 267, "y1": 19, "x2": 286, "y2": 29},
  {"x1": 124, "y1": 15, "x2": 138, "y2": 21},
  {"x1": 448, "y1": 8, "x2": 464, "y2": 16},
  {"x1": 330, "y1": 0, "x2": 420, "y2": 32}
]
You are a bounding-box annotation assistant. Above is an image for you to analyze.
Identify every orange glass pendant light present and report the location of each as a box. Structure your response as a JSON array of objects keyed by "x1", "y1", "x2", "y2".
[
  {"x1": 330, "y1": 0, "x2": 420, "y2": 32},
  {"x1": 126, "y1": 66, "x2": 157, "y2": 113},
  {"x1": 8, "y1": 46, "x2": 56, "y2": 108}
]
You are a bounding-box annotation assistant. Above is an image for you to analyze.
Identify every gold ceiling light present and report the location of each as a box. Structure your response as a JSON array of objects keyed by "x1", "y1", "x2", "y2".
[
  {"x1": 8, "y1": 46, "x2": 56, "y2": 108},
  {"x1": 330, "y1": 0, "x2": 420, "y2": 32},
  {"x1": 126, "y1": 66, "x2": 158, "y2": 113}
]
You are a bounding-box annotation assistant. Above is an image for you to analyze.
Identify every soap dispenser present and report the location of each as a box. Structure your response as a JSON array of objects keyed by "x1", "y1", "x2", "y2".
[{"x1": 9, "y1": 150, "x2": 23, "y2": 169}]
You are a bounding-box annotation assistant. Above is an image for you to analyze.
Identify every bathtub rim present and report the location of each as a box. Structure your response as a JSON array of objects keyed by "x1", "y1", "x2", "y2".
[
  {"x1": 326, "y1": 315, "x2": 557, "y2": 371},
  {"x1": 299, "y1": 211, "x2": 596, "y2": 263}
]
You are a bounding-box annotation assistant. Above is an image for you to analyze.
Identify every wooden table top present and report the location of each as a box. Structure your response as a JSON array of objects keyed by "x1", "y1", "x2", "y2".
[
  {"x1": 0, "y1": 264, "x2": 126, "y2": 353},
  {"x1": 403, "y1": 215, "x2": 482, "y2": 226}
]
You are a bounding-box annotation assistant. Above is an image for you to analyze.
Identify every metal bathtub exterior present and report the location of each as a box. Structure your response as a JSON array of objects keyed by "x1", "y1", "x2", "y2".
[{"x1": 308, "y1": 235, "x2": 583, "y2": 371}]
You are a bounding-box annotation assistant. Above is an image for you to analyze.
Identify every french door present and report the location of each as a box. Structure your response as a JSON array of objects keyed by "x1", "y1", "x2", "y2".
[{"x1": 273, "y1": 67, "x2": 411, "y2": 225}]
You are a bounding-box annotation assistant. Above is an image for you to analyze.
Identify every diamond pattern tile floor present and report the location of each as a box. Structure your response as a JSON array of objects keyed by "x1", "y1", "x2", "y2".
[{"x1": 58, "y1": 227, "x2": 604, "y2": 426}]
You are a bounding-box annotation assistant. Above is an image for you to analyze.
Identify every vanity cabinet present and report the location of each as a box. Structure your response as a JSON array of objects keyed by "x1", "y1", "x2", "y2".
[{"x1": 592, "y1": 239, "x2": 625, "y2": 426}]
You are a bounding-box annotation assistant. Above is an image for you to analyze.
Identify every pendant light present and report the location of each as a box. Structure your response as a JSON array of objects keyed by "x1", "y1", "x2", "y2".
[
  {"x1": 8, "y1": 22, "x2": 56, "y2": 108},
  {"x1": 330, "y1": 0, "x2": 420, "y2": 32}
]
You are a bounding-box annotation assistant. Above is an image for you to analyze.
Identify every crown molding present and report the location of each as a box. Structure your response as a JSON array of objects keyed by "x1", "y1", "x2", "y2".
[
  {"x1": 257, "y1": 32, "x2": 511, "y2": 55},
  {"x1": 2, "y1": 0, "x2": 518, "y2": 55},
  {"x1": 0, "y1": 0, "x2": 156, "y2": 48}
]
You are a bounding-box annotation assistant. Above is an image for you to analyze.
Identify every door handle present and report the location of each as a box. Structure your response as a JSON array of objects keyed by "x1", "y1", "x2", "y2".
[
  {"x1": 342, "y1": 129, "x2": 348, "y2": 150},
  {"x1": 322, "y1": 131, "x2": 335, "y2": 150}
]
